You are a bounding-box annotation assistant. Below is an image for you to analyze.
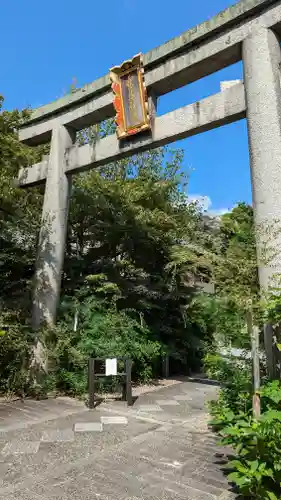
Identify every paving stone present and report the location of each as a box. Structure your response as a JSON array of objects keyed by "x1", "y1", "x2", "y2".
[
  {"x1": 156, "y1": 400, "x2": 180, "y2": 406},
  {"x1": 3, "y1": 493, "x2": 43, "y2": 500},
  {"x1": 141, "y1": 470, "x2": 217, "y2": 500},
  {"x1": 99, "y1": 416, "x2": 125, "y2": 425},
  {"x1": 193, "y1": 469, "x2": 230, "y2": 489},
  {"x1": 173, "y1": 395, "x2": 193, "y2": 401},
  {"x1": 218, "y1": 491, "x2": 236, "y2": 500},
  {"x1": 0, "y1": 459, "x2": 27, "y2": 492},
  {"x1": 1, "y1": 440, "x2": 40, "y2": 456},
  {"x1": 100, "y1": 416, "x2": 128, "y2": 425},
  {"x1": 0, "y1": 398, "x2": 86, "y2": 433},
  {"x1": 165, "y1": 485, "x2": 216, "y2": 500},
  {"x1": 136, "y1": 404, "x2": 163, "y2": 412},
  {"x1": 74, "y1": 422, "x2": 103, "y2": 432},
  {"x1": 184, "y1": 477, "x2": 227, "y2": 497},
  {"x1": 41, "y1": 429, "x2": 74, "y2": 442}
]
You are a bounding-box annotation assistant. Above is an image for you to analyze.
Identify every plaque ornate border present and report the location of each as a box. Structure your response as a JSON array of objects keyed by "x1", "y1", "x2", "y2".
[{"x1": 110, "y1": 53, "x2": 151, "y2": 139}]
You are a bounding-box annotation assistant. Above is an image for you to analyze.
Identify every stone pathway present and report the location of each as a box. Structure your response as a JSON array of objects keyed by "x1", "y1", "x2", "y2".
[{"x1": 0, "y1": 380, "x2": 235, "y2": 499}]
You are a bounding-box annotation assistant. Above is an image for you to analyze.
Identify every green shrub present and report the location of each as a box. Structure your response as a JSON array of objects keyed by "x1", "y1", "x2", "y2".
[
  {"x1": 220, "y1": 407, "x2": 281, "y2": 499},
  {"x1": 204, "y1": 352, "x2": 252, "y2": 415},
  {"x1": 0, "y1": 320, "x2": 31, "y2": 396},
  {"x1": 208, "y1": 356, "x2": 281, "y2": 500},
  {"x1": 45, "y1": 305, "x2": 163, "y2": 396},
  {"x1": 259, "y1": 380, "x2": 281, "y2": 410}
]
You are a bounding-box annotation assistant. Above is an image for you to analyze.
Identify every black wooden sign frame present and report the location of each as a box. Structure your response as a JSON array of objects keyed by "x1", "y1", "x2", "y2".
[{"x1": 88, "y1": 357, "x2": 133, "y2": 409}]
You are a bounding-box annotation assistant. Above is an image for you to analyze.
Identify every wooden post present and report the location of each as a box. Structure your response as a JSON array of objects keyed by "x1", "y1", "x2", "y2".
[
  {"x1": 162, "y1": 355, "x2": 169, "y2": 378},
  {"x1": 263, "y1": 323, "x2": 275, "y2": 380},
  {"x1": 88, "y1": 358, "x2": 95, "y2": 409},
  {"x1": 125, "y1": 359, "x2": 133, "y2": 406},
  {"x1": 252, "y1": 324, "x2": 261, "y2": 418},
  {"x1": 247, "y1": 307, "x2": 261, "y2": 418}
]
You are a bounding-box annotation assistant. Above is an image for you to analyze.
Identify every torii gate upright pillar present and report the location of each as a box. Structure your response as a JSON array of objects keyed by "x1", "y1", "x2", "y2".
[
  {"x1": 33, "y1": 125, "x2": 75, "y2": 329},
  {"x1": 243, "y1": 27, "x2": 281, "y2": 376}
]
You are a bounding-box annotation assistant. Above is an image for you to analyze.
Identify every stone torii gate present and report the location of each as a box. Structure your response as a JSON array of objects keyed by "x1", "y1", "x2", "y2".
[{"x1": 18, "y1": 0, "x2": 281, "y2": 357}]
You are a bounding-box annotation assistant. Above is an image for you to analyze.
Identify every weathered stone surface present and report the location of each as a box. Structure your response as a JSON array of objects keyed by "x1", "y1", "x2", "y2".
[
  {"x1": 32, "y1": 125, "x2": 75, "y2": 328},
  {"x1": 243, "y1": 26, "x2": 281, "y2": 290},
  {"x1": 41, "y1": 429, "x2": 74, "y2": 442},
  {"x1": 1, "y1": 440, "x2": 40, "y2": 457}
]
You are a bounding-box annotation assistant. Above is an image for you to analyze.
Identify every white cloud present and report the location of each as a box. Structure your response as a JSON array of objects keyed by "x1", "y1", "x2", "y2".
[
  {"x1": 209, "y1": 207, "x2": 231, "y2": 216},
  {"x1": 187, "y1": 194, "x2": 231, "y2": 217},
  {"x1": 187, "y1": 195, "x2": 212, "y2": 212}
]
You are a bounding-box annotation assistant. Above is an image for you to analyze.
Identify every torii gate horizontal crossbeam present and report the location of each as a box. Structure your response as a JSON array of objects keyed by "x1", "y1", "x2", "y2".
[{"x1": 18, "y1": 83, "x2": 245, "y2": 186}]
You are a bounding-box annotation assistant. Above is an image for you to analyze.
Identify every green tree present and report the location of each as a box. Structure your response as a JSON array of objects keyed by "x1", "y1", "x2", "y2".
[
  {"x1": 61, "y1": 146, "x2": 201, "y2": 360},
  {"x1": 216, "y1": 203, "x2": 258, "y2": 299},
  {"x1": 0, "y1": 95, "x2": 49, "y2": 394},
  {"x1": 210, "y1": 203, "x2": 259, "y2": 348},
  {"x1": 0, "y1": 95, "x2": 48, "y2": 313}
]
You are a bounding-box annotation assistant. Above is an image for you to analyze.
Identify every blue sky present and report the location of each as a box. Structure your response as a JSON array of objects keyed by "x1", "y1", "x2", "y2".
[{"x1": 1, "y1": 0, "x2": 251, "y2": 213}]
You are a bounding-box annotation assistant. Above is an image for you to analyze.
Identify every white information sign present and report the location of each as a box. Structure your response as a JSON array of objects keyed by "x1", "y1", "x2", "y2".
[{"x1": 105, "y1": 358, "x2": 117, "y2": 376}]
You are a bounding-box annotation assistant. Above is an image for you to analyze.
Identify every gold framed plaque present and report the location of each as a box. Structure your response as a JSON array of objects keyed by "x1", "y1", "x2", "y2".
[{"x1": 110, "y1": 53, "x2": 151, "y2": 139}]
